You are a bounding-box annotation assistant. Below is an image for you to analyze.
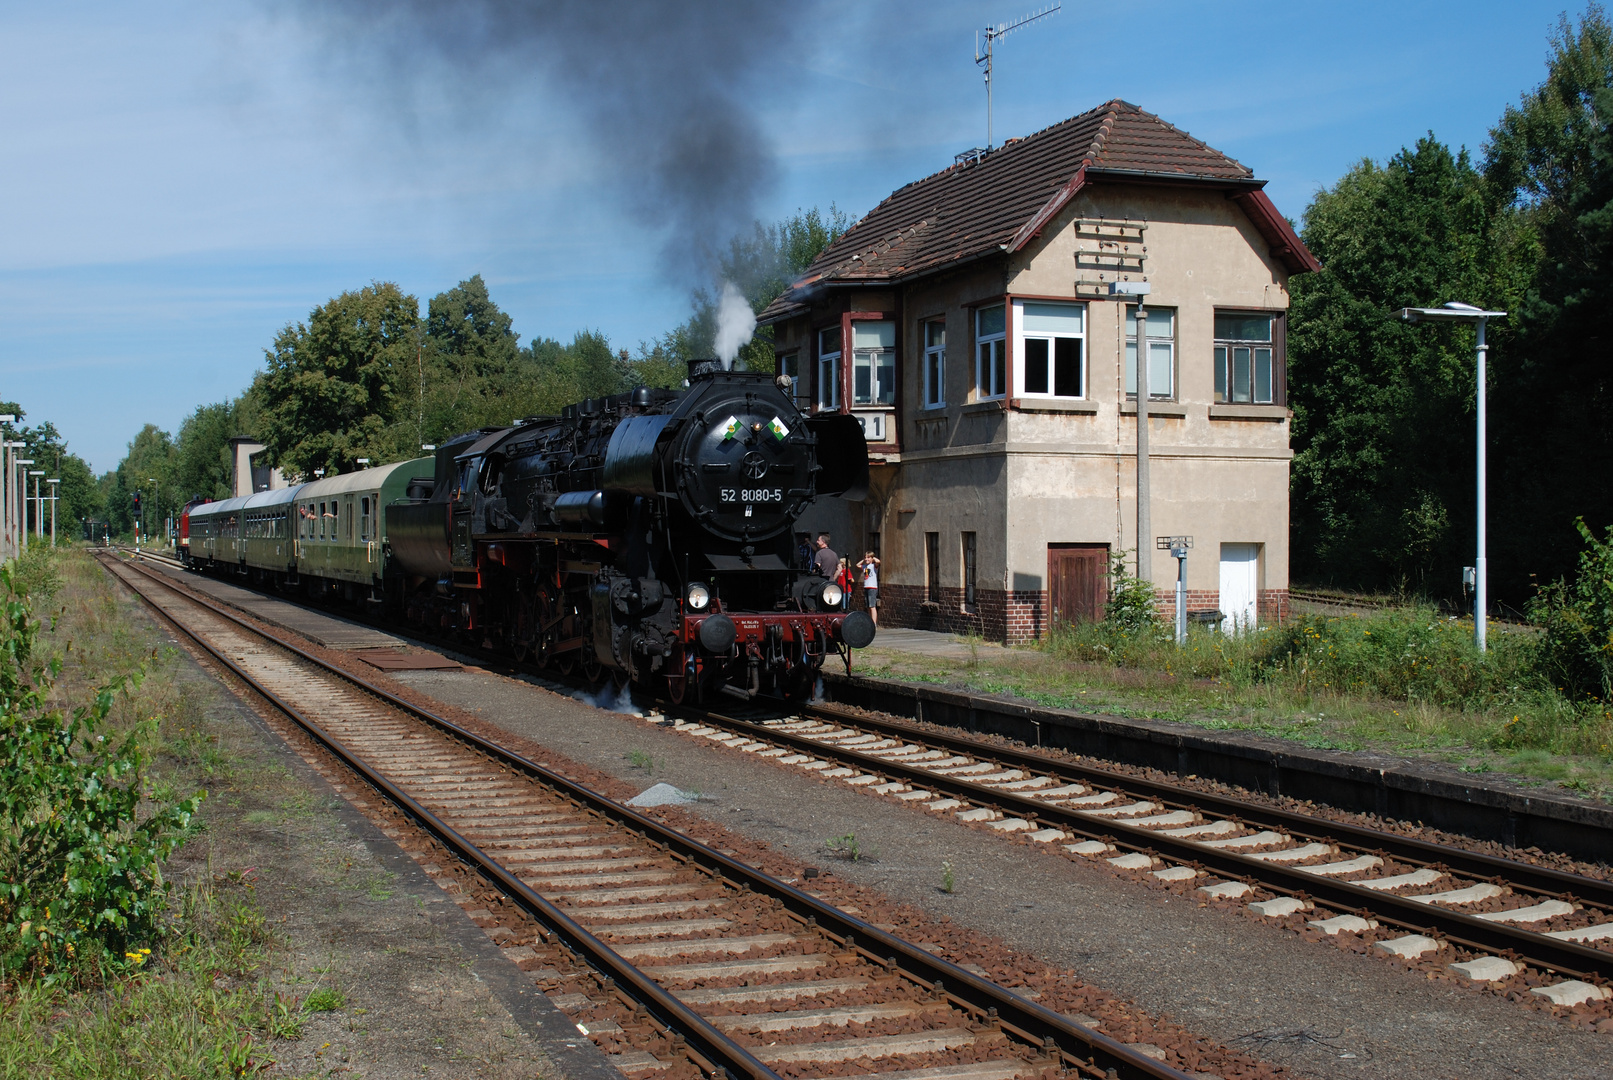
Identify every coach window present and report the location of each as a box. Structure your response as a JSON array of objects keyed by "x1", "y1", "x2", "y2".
[
  {"x1": 361, "y1": 497, "x2": 371, "y2": 541},
  {"x1": 1015, "y1": 300, "x2": 1085, "y2": 398},
  {"x1": 975, "y1": 304, "x2": 1006, "y2": 400},
  {"x1": 1126, "y1": 306, "x2": 1177, "y2": 400},
  {"x1": 817, "y1": 326, "x2": 842, "y2": 410}
]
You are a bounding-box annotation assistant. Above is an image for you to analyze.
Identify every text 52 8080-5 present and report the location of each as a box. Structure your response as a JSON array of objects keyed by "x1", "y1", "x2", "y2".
[{"x1": 720, "y1": 488, "x2": 783, "y2": 503}]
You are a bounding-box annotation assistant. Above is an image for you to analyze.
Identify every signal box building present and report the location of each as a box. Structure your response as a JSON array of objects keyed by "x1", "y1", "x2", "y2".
[{"x1": 760, "y1": 100, "x2": 1320, "y2": 643}]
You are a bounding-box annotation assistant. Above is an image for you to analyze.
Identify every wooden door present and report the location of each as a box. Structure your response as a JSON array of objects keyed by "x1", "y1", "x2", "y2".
[{"x1": 1048, "y1": 544, "x2": 1108, "y2": 626}]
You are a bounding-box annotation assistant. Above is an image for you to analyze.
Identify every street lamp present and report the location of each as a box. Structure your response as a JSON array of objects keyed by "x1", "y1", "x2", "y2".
[
  {"x1": 28, "y1": 471, "x2": 44, "y2": 539},
  {"x1": 14, "y1": 460, "x2": 34, "y2": 553},
  {"x1": 1397, "y1": 301, "x2": 1507, "y2": 651},
  {"x1": 46, "y1": 479, "x2": 58, "y2": 548}
]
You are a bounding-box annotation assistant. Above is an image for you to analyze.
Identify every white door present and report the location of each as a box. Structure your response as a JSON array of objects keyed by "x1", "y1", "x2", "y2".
[{"x1": 1219, "y1": 543, "x2": 1260, "y2": 633}]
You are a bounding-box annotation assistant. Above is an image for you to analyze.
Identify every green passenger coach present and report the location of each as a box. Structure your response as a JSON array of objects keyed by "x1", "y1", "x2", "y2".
[{"x1": 293, "y1": 458, "x2": 433, "y2": 593}]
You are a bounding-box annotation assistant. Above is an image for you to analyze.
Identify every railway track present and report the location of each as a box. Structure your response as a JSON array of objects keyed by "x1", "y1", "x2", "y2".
[
  {"x1": 658, "y1": 706, "x2": 1613, "y2": 1007},
  {"x1": 101, "y1": 552, "x2": 1192, "y2": 1080}
]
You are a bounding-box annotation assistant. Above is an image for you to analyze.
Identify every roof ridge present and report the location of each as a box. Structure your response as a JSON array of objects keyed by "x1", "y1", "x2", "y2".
[{"x1": 1104, "y1": 101, "x2": 1252, "y2": 177}]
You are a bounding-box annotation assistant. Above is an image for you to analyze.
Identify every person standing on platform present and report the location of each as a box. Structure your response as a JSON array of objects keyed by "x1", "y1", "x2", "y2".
[
  {"x1": 857, "y1": 551, "x2": 881, "y2": 624},
  {"x1": 836, "y1": 558, "x2": 853, "y2": 611},
  {"x1": 813, "y1": 533, "x2": 838, "y2": 579}
]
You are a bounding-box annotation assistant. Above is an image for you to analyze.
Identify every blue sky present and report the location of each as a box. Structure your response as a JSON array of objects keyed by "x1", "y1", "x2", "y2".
[{"x1": 0, "y1": 0, "x2": 1581, "y2": 471}]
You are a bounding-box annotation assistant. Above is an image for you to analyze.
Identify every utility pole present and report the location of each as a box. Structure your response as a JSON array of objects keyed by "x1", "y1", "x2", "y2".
[{"x1": 1112, "y1": 281, "x2": 1153, "y2": 582}]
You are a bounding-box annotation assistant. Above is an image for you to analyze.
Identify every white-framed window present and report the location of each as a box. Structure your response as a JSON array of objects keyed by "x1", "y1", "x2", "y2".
[
  {"x1": 1125, "y1": 306, "x2": 1177, "y2": 399},
  {"x1": 851, "y1": 321, "x2": 895, "y2": 406},
  {"x1": 1214, "y1": 312, "x2": 1276, "y2": 404},
  {"x1": 975, "y1": 304, "x2": 1006, "y2": 400},
  {"x1": 1014, "y1": 300, "x2": 1086, "y2": 398},
  {"x1": 923, "y1": 320, "x2": 946, "y2": 408},
  {"x1": 817, "y1": 326, "x2": 841, "y2": 410}
]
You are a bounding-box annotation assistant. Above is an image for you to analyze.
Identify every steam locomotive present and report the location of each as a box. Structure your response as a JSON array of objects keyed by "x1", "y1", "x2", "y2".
[{"x1": 184, "y1": 364, "x2": 874, "y2": 703}]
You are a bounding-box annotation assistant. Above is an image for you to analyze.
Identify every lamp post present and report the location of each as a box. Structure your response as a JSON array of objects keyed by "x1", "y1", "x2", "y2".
[
  {"x1": 0, "y1": 417, "x2": 14, "y2": 560},
  {"x1": 28, "y1": 471, "x2": 44, "y2": 539},
  {"x1": 46, "y1": 479, "x2": 58, "y2": 547},
  {"x1": 1397, "y1": 302, "x2": 1507, "y2": 652},
  {"x1": 14, "y1": 460, "x2": 34, "y2": 553},
  {"x1": 1112, "y1": 280, "x2": 1153, "y2": 582}
]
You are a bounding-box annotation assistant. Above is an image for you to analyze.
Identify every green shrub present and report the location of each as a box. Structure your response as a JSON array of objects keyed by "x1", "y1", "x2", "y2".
[
  {"x1": 1529, "y1": 518, "x2": 1613, "y2": 704},
  {"x1": 1256, "y1": 607, "x2": 1542, "y2": 708},
  {"x1": 0, "y1": 561, "x2": 204, "y2": 981},
  {"x1": 1103, "y1": 550, "x2": 1162, "y2": 634}
]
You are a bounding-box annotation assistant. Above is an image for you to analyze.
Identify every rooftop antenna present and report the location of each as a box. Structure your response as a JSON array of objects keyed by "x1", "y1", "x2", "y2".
[{"x1": 976, "y1": 2, "x2": 1060, "y2": 151}]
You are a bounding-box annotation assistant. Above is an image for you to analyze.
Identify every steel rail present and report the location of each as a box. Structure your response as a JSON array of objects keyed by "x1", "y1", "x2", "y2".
[
  {"x1": 102, "y1": 555, "x2": 776, "y2": 1080},
  {"x1": 800, "y1": 702, "x2": 1613, "y2": 909},
  {"x1": 691, "y1": 709, "x2": 1613, "y2": 983},
  {"x1": 104, "y1": 553, "x2": 1191, "y2": 1080}
]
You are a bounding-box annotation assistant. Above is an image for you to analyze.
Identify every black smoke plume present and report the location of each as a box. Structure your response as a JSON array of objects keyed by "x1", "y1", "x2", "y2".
[{"x1": 278, "y1": 1, "x2": 815, "y2": 280}]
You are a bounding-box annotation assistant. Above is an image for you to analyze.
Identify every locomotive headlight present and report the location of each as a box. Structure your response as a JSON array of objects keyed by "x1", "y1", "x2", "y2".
[
  {"x1": 820, "y1": 582, "x2": 843, "y2": 608},
  {"x1": 686, "y1": 583, "x2": 711, "y2": 611}
]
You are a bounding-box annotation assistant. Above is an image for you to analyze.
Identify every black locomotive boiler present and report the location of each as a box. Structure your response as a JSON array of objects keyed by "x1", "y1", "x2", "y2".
[{"x1": 385, "y1": 364, "x2": 874, "y2": 703}]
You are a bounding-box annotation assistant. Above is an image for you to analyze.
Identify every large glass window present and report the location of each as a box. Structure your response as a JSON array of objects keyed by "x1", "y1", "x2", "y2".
[
  {"x1": 777, "y1": 350, "x2": 808, "y2": 409},
  {"x1": 1018, "y1": 301, "x2": 1085, "y2": 398},
  {"x1": 923, "y1": 320, "x2": 946, "y2": 409},
  {"x1": 1126, "y1": 306, "x2": 1177, "y2": 399},
  {"x1": 851, "y1": 321, "x2": 895, "y2": 406},
  {"x1": 975, "y1": 304, "x2": 1006, "y2": 400},
  {"x1": 1214, "y1": 313, "x2": 1275, "y2": 404},
  {"x1": 817, "y1": 326, "x2": 842, "y2": 410}
]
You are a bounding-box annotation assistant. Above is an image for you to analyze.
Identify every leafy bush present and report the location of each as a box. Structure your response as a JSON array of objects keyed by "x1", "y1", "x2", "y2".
[
  {"x1": 0, "y1": 561, "x2": 203, "y2": 980},
  {"x1": 1102, "y1": 550, "x2": 1162, "y2": 634},
  {"x1": 1256, "y1": 608, "x2": 1541, "y2": 708},
  {"x1": 1530, "y1": 518, "x2": 1613, "y2": 704}
]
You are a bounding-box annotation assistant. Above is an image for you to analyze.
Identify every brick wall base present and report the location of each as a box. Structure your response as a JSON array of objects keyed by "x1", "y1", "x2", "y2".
[{"x1": 866, "y1": 585, "x2": 1292, "y2": 645}]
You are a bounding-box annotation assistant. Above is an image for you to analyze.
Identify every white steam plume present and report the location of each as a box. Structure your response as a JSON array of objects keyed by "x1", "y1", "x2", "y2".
[{"x1": 714, "y1": 281, "x2": 756, "y2": 369}]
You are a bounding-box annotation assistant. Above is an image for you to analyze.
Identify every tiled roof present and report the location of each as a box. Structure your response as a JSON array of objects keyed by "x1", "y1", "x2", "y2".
[{"x1": 760, "y1": 100, "x2": 1315, "y2": 323}]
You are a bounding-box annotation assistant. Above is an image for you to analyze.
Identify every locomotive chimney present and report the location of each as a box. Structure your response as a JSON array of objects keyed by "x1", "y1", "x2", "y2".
[{"x1": 687, "y1": 358, "x2": 723, "y2": 379}]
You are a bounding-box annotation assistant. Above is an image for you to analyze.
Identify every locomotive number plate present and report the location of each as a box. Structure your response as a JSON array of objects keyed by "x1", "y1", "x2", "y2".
[{"x1": 720, "y1": 488, "x2": 783, "y2": 503}]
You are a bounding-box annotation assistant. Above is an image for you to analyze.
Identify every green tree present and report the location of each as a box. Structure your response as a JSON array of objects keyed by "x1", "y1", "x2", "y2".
[
  {"x1": 1288, "y1": 137, "x2": 1528, "y2": 593},
  {"x1": 417, "y1": 274, "x2": 522, "y2": 445},
  {"x1": 112, "y1": 425, "x2": 178, "y2": 540},
  {"x1": 172, "y1": 395, "x2": 260, "y2": 506},
  {"x1": 256, "y1": 282, "x2": 419, "y2": 476},
  {"x1": 1486, "y1": 8, "x2": 1613, "y2": 597}
]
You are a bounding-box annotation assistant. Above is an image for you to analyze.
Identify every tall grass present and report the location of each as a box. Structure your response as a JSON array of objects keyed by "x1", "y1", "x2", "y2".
[{"x1": 1045, "y1": 608, "x2": 1613, "y2": 759}]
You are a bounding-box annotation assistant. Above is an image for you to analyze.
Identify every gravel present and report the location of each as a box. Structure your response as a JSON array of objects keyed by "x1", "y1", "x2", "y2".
[{"x1": 385, "y1": 663, "x2": 1613, "y2": 1080}]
